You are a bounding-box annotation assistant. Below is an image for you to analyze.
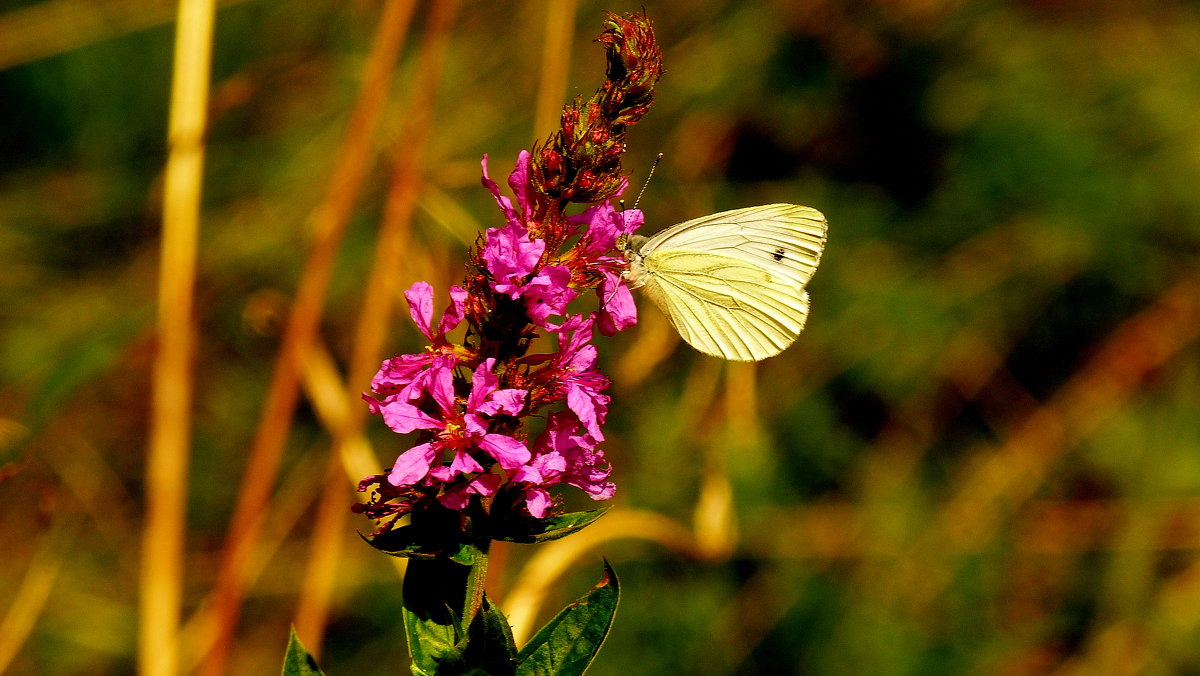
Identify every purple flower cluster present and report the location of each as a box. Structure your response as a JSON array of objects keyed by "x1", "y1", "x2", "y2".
[{"x1": 356, "y1": 152, "x2": 643, "y2": 529}]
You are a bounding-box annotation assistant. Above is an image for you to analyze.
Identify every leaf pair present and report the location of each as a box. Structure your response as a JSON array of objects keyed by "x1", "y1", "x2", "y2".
[
  {"x1": 282, "y1": 561, "x2": 619, "y2": 676},
  {"x1": 402, "y1": 556, "x2": 619, "y2": 676}
]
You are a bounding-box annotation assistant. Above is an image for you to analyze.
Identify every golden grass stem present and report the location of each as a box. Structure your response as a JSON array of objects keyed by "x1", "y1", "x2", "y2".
[
  {"x1": 533, "y1": 0, "x2": 576, "y2": 138},
  {"x1": 0, "y1": 535, "x2": 63, "y2": 673},
  {"x1": 139, "y1": 0, "x2": 214, "y2": 674},
  {"x1": 292, "y1": 0, "x2": 460, "y2": 652},
  {"x1": 195, "y1": 0, "x2": 415, "y2": 670}
]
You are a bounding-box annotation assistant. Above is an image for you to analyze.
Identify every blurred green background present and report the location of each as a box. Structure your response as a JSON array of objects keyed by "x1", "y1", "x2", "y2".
[{"x1": 2, "y1": 0, "x2": 1200, "y2": 674}]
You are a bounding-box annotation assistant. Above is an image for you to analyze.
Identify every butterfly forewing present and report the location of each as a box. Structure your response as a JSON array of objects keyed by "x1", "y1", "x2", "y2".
[{"x1": 639, "y1": 204, "x2": 827, "y2": 289}]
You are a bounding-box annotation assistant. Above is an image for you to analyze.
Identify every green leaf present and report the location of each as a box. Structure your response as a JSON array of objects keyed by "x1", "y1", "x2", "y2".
[
  {"x1": 281, "y1": 627, "x2": 325, "y2": 676},
  {"x1": 494, "y1": 508, "x2": 610, "y2": 544},
  {"x1": 449, "y1": 542, "x2": 478, "y2": 566},
  {"x1": 515, "y1": 561, "x2": 620, "y2": 676},
  {"x1": 359, "y1": 526, "x2": 472, "y2": 562},
  {"x1": 403, "y1": 558, "x2": 468, "y2": 674},
  {"x1": 460, "y1": 594, "x2": 519, "y2": 675}
]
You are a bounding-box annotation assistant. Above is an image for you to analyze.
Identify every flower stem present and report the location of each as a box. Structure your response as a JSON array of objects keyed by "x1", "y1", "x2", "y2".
[{"x1": 463, "y1": 538, "x2": 491, "y2": 627}]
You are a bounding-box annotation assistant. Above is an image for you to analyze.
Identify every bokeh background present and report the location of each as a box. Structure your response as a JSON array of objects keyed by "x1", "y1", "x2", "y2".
[{"x1": 2, "y1": 0, "x2": 1200, "y2": 673}]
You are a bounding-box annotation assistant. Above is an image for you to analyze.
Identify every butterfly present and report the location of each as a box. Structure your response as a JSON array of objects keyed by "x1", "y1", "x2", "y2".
[{"x1": 620, "y1": 203, "x2": 828, "y2": 361}]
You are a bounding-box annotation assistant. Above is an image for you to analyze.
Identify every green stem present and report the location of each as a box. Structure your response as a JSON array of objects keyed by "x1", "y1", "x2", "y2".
[{"x1": 462, "y1": 538, "x2": 490, "y2": 628}]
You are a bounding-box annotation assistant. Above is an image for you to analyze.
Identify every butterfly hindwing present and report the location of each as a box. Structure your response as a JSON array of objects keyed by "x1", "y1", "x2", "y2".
[{"x1": 639, "y1": 249, "x2": 810, "y2": 361}]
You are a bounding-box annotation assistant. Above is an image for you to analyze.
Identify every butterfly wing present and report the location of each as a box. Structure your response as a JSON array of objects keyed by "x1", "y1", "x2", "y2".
[
  {"x1": 638, "y1": 204, "x2": 827, "y2": 289},
  {"x1": 639, "y1": 249, "x2": 810, "y2": 361}
]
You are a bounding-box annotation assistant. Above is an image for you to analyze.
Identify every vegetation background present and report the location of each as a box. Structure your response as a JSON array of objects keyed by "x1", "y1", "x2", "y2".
[{"x1": 1, "y1": 0, "x2": 1199, "y2": 674}]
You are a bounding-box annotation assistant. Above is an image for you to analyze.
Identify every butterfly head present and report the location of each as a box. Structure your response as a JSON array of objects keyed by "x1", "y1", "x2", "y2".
[{"x1": 617, "y1": 234, "x2": 650, "y2": 289}]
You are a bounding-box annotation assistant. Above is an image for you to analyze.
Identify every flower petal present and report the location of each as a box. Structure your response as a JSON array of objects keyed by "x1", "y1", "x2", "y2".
[
  {"x1": 562, "y1": 342, "x2": 598, "y2": 373},
  {"x1": 437, "y1": 472, "x2": 504, "y2": 510},
  {"x1": 387, "y1": 442, "x2": 439, "y2": 485},
  {"x1": 403, "y1": 282, "x2": 435, "y2": 340},
  {"x1": 362, "y1": 392, "x2": 384, "y2": 416},
  {"x1": 464, "y1": 412, "x2": 488, "y2": 437},
  {"x1": 484, "y1": 222, "x2": 545, "y2": 297},
  {"x1": 478, "y1": 388, "x2": 527, "y2": 417},
  {"x1": 467, "y1": 359, "x2": 498, "y2": 412},
  {"x1": 380, "y1": 401, "x2": 441, "y2": 434},
  {"x1": 429, "y1": 449, "x2": 483, "y2": 481},
  {"x1": 523, "y1": 487, "x2": 552, "y2": 518},
  {"x1": 427, "y1": 363, "x2": 456, "y2": 415},
  {"x1": 510, "y1": 464, "x2": 541, "y2": 484},
  {"x1": 477, "y1": 433, "x2": 531, "y2": 470},
  {"x1": 617, "y1": 207, "x2": 644, "y2": 236},
  {"x1": 449, "y1": 449, "x2": 484, "y2": 476},
  {"x1": 570, "y1": 203, "x2": 644, "y2": 254},
  {"x1": 597, "y1": 271, "x2": 637, "y2": 336},
  {"x1": 438, "y1": 483, "x2": 471, "y2": 509},
  {"x1": 566, "y1": 382, "x2": 608, "y2": 440},
  {"x1": 507, "y1": 150, "x2": 532, "y2": 222},
  {"x1": 480, "y1": 154, "x2": 519, "y2": 223},
  {"x1": 436, "y1": 285, "x2": 468, "y2": 337},
  {"x1": 469, "y1": 472, "x2": 502, "y2": 497},
  {"x1": 371, "y1": 352, "x2": 433, "y2": 393},
  {"x1": 580, "y1": 480, "x2": 616, "y2": 501},
  {"x1": 524, "y1": 265, "x2": 577, "y2": 329}
]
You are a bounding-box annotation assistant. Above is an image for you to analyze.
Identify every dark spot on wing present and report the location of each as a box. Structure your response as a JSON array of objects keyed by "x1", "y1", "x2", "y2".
[{"x1": 773, "y1": 248, "x2": 786, "y2": 261}]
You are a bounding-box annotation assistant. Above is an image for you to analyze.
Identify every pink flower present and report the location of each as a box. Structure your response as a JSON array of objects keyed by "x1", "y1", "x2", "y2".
[
  {"x1": 484, "y1": 221, "x2": 545, "y2": 298},
  {"x1": 570, "y1": 201, "x2": 643, "y2": 256},
  {"x1": 552, "y1": 315, "x2": 612, "y2": 439},
  {"x1": 482, "y1": 158, "x2": 643, "y2": 337},
  {"x1": 480, "y1": 213, "x2": 577, "y2": 329},
  {"x1": 382, "y1": 359, "x2": 531, "y2": 487},
  {"x1": 596, "y1": 269, "x2": 637, "y2": 336},
  {"x1": 407, "y1": 281, "x2": 467, "y2": 343},
  {"x1": 438, "y1": 473, "x2": 504, "y2": 511},
  {"x1": 512, "y1": 411, "x2": 615, "y2": 517},
  {"x1": 510, "y1": 453, "x2": 567, "y2": 518},
  {"x1": 361, "y1": 148, "x2": 639, "y2": 527},
  {"x1": 567, "y1": 202, "x2": 642, "y2": 335},
  {"x1": 523, "y1": 264, "x2": 578, "y2": 329},
  {"x1": 363, "y1": 282, "x2": 466, "y2": 412},
  {"x1": 506, "y1": 151, "x2": 532, "y2": 224},
  {"x1": 481, "y1": 151, "x2": 532, "y2": 226}
]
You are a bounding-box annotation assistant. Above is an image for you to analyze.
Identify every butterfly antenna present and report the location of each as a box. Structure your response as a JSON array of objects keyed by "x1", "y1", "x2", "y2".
[{"x1": 632, "y1": 152, "x2": 663, "y2": 211}]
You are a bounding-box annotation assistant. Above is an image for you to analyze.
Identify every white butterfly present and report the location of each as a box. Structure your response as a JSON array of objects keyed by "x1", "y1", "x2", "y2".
[{"x1": 620, "y1": 203, "x2": 828, "y2": 361}]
